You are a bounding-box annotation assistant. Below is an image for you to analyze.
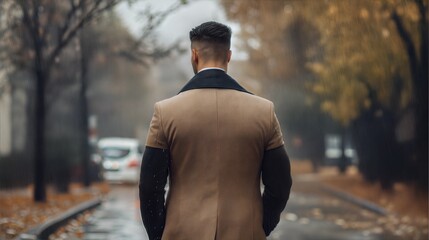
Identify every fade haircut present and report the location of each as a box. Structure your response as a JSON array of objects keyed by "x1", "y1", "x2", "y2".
[{"x1": 189, "y1": 21, "x2": 232, "y2": 62}]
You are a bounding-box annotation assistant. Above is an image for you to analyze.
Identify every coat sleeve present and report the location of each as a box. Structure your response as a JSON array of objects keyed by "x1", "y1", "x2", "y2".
[
  {"x1": 139, "y1": 147, "x2": 170, "y2": 240},
  {"x1": 141, "y1": 103, "x2": 170, "y2": 240},
  {"x1": 261, "y1": 146, "x2": 292, "y2": 236},
  {"x1": 146, "y1": 103, "x2": 169, "y2": 149},
  {"x1": 265, "y1": 103, "x2": 285, "y2": 150}
]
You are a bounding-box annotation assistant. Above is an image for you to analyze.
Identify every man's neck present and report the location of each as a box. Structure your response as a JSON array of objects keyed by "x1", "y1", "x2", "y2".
[
  {"x1": 197, "y1": 62, "x2": 228, "y2": 73},
  {"x1": 198, "y1": 67, "x2": 225, "y2": 73}
]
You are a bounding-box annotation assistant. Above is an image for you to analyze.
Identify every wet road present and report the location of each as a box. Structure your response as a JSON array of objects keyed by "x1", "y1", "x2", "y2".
[
  {"x1": 270, "y1": 179, "x2": 394, "y2": 240},
  {"x1": 277, "y1": 177, "x2": 427, "y2": 240},
  {"x1": 80, "y1": 179, "x2": 425, "y2": 240},
  {"x1": 83, "y1": 185, "x2": 148, "y2": 240}
]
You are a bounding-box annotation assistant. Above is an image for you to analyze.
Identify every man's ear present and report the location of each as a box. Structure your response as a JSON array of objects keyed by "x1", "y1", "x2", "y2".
[
  {"x1": 192, "y1": 48, "x2": 199, "y2": 64},
  {"x1": 227, "y1": 50, "x2": 232, "y2": 63}
]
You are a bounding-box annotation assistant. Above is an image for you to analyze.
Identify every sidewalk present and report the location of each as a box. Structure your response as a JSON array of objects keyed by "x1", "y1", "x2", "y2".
[
  {"x1": 291, "y1": 160, "x2": 429, "y2": 239},
  {"x1": 0, "y1": 183, "x2": 108, "y2": 240}
]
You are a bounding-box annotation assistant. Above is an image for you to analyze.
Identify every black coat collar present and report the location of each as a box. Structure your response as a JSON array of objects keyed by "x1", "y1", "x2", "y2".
[{"x1": 178, "y1": 69, "x2": 252, "y2": 94}]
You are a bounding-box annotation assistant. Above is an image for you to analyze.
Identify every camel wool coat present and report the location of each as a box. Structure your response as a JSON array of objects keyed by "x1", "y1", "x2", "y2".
[{"x1": 145, "y1": 69, "x2": 285, "y2": 240}]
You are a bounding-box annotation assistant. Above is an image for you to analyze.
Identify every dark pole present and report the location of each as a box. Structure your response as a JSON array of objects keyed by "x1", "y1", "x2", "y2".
[
  {"x1": 34, "y1": 52, "x2": 47, "y2": 202},
  {"x1": 79, "y1": 32, "x2": 91, "y2": 187},
  {"x1": 30, "y1": 2, "x2": 47, "y2": 202}
]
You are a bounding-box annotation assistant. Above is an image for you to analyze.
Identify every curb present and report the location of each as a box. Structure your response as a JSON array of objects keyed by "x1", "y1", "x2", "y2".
[
  {"x1": 320, "y1": 184, "x2": 388, "y2": 216},
  {"x1": 16, "y1": 198, "x2": 102, "y2": 240}
]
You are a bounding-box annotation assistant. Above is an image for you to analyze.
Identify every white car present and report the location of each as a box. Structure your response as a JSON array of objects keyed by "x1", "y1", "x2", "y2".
[{"x1": 98, "y1": 138, "x2": 143, "y2": 183}]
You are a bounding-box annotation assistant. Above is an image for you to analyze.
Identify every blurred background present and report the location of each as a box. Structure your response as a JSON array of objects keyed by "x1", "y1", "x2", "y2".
[{"x1": 0, "y1": 0, "x2": 427, "y2": 239}]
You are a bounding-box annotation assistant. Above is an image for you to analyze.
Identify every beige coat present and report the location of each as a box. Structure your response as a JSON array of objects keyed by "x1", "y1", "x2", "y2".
[{"x1": 146, "y1": 70, "x2": 284, "y2": 240}]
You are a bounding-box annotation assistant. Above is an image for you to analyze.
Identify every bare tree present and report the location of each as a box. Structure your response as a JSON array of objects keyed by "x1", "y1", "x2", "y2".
[
  {"x1": 77, "y1": 2, "x2": 185, "y2": 188},
  {"x1": 8, "y1": 0, "x2": 122, "y2": 202},
  {"x1": 118, "y1": 1, "x2": 186, "y2": 65},
  {"x1": 1, "y1": 0, "x2": 187, "y2": 202}
]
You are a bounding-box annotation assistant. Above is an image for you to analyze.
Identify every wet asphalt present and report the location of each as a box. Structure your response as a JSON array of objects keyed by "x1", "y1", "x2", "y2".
[
  {"x1": 82, "y1": 185, "x2": 148, "y2": 240},
  {"x1": 80, "y1": 179, "x2": 424, "y2": 240}
]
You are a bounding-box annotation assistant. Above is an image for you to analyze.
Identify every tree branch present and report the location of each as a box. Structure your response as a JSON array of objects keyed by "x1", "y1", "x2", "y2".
[
  {"x1": 355, "y1": 76, "x2": 380, "y2": 110},
  {"x1": 391, "y1": 9, "x2": 419, "y2": 82},
  {"x1": 32, "y1": 0, "x2": 41, "y2": 39},
  {"x1": 41, "y1": 1, "x2": 56, "y2": 42},
  {"x1": 16, "y1": 0, "x2": 35, "y2": 36},
  {"x1": 56, "y1": 0, "x2": 80, "y2": 47},
  {"x1": 17, "y1": 0, "x2": 46, "y2": 73},
  {"x1": 117, "y1": 51, "x2": 149, "y2": 66},
  {"x1": 119, "y1": 1, "x2": 184, "y2": 65},
  {"x1": 414, "y1": 0, "x2": 428, "y2": 79},
  {"x1": 134, "y1": 2, "x2": 183, "y2": 47},
  {"x1": 414, "y1": 0, "x2": 427, "y2": 22},
  {"x1": 46, "y1": 0, "x2": 120, "y2": 73}
]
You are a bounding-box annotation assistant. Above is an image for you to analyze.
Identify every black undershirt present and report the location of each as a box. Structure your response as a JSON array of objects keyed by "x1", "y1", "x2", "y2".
[{"x1": 139, "y1": 146, "x2": 292, "y2": 240}]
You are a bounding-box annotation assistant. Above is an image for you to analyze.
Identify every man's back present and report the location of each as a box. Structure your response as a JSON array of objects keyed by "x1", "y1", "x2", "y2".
[
  {"x1": 140, "y1": 22, "x2": 291, "y2": 240},
  {"x1": 145, "y1": 70, "x2": 284, "y2": 240}
]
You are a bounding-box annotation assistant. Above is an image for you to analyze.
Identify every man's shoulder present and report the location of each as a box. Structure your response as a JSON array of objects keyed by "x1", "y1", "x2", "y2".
[
  {"x1": 245, "y1": 93, "x2": 274, "y2": 106},
  {"x1": 154, "y1": 94, "x2": 184, "y2": 107},
  {"x1": 155, "y1": 91, "x2": 275, "y2": 111},
  {"x1": 155, "y1": 90, "x2": 274, "y2": 107},
  {"x1": 232, "y1": 91, "x2": 275, "y2": 110}
]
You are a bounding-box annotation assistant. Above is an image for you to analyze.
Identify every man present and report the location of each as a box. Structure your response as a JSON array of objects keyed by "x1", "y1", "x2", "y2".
[{"x1": 140, "y1": 21, "x2": 292, "y2": 240}]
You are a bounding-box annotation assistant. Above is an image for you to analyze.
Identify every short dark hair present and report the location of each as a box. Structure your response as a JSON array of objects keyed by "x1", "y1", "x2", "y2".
[
  {"x1": 189, "y1": 21, "x2": 232, "y2": 48},
  {"x1": 189, "y1": 21, "x2": 232, "y2": 62}
]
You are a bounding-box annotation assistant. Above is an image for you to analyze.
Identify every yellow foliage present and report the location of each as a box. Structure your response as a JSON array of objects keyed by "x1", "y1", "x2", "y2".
[
  {"x1": 220, "y1": 0, "x2": 419, "y2": 125},
  {"x1": 301, "y1": 0, "x2": 416, "y2": 125}
]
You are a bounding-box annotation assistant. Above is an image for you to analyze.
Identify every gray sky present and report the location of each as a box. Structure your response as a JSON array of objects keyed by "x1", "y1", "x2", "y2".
[{"x1": 115, "y1": 0, "x2": 247, "y2": 60}]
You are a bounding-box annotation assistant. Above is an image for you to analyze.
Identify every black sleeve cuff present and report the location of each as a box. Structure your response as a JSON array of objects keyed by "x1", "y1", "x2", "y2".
[
  {"x1": 261, "y1": 146, "x2": 293, "y2": 236},
  {"x1": 139, "y1": 146, "x2": 170, "y2": 240}
]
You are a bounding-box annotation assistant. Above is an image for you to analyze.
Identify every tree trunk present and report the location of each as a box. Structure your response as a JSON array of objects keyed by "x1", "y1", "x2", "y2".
[
  {"x1": 352, "y1": 106, "x2": 402, "y2": 191},
  {"x1": 80, "y1": 36, "x2": 91, "y2": 188},
  {"x1": 34, "y1": 66, "x2": 46, "y2": 202},
  {"x1": 414, "y1": 3, "x2": 428, "y2": 190},
  {"x1": 26, "y1": 77, "x2": 35, "y2": 186},
  {"x1": 392, "y1": 3, "x2": 428, "y2": 191}
]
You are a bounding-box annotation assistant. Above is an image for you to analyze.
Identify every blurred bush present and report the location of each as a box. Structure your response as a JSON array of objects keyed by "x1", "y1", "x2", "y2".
[{"x1": 0, "y1": 153, "x2": 32, "y2": 189}]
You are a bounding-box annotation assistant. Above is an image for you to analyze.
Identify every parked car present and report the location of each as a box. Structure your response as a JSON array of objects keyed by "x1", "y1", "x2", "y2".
[
  {"x1": 324, "y1": 134, "x2": 358, "y2": 168},
  {"x1": 98, "y1": 138, "x2": 143, "y2": 183}
]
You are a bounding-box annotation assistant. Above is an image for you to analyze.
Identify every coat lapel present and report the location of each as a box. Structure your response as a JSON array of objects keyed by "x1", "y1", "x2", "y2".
[{"x1": 179, "y1": 69, "x2": 252, "y2": 94}]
